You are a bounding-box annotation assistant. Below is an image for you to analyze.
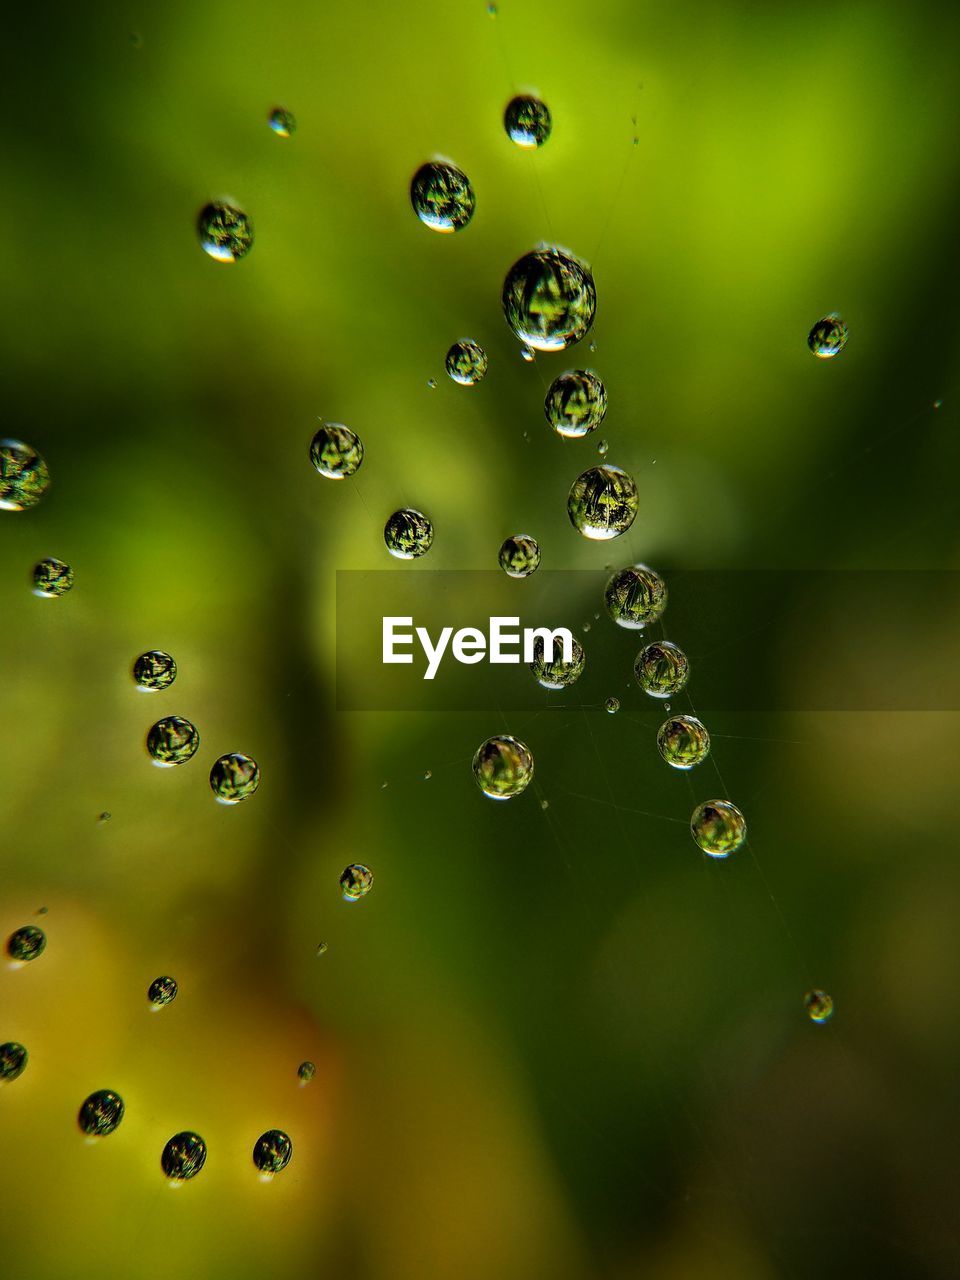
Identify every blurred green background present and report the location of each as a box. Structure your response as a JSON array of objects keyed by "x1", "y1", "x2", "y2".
[{"x1": 2, "y1": 1, "x2": 960, "y2": 1276}]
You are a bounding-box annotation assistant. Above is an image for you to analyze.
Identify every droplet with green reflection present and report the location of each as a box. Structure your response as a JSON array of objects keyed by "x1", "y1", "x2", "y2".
[
  {"x1": 634, "y1": 640, "x2": 689, "y2": 698},
  {"x1": 690, "y1": 800, "x2": 746, "y2": 858},
  {"x1": 133, "y1": 650, "x2": 177, "y2": 691},
  {"x1": 567, "y1": 466, "x2": 638, "y2": 540},
  {"x1": 807, "y1": 313, "x2": 848, "y2": 359},
  {"x1": 445, "y1": 340, "x2": 488, "y2": 385},
  {"x1": 657, "y1": 715, "x2": 710, "y2": 769},
  {"x1": 544, "y1": 370, "x2": 607, "y2": 438},
  {"x1": 297, "y1": 1061, "x2": 316, "y2": 1084},
  {"x1": 340, "y1": 864, "x2": 374, "y2": 901},
  {"x1": 410, "y1": 161, "x2": 476, "y2": 232},
  {"x1": 384, "y1": 508, "x2": 433, "y2": 559},
  {"x1": 530, "y1": 635, "x2": 585, "y2": 690},
  {"x1": 0, "y1": 439, "x2": 50, "y2": 511},
  {"x1": 268, "y1": 106, "x2": 296, "y2": 137},
  {"x1": 0, "y1": 1042, "x2": 28, "y2": 1082},
  {"x1": 502, "y1": 248, "x2": 596, "y2": 352},
  {"x1": 197, "y1": 201, "x2": 253, "y2": 263},
  {"x1": 161, "y1": 1131, "x2": 207, "y2": 1180},
  {"x1": 804, "y1": 989, "x2": 834, "y2": 1023},
  {"x1": 148, "y1": 975, "x2": 178, "y2": 1007},
  {"x1": 253, "y1": 1129, "x2": 292, "y2": 1174},
  {"x1": 7, "y1": 925, "x2": 46, "y2": 962},
  {"x1": 473, "y1": 734, "x2": 534, "y2": 799},
  {"x1": 498, "y1": 534, "x2": 541, "y2": 578},
  {"x1": 209, "y1": 753, "x2": 260, "y2": 803},
  {"x1": 604, "y1": 564, "x2": 667, "y2": 629},
  {"x1": 146, "y1": 716, "x2": 199, "y2": 766},
  {"x1": 78, "y1": 1089, "x2": 125, "y2": 1137},
  {"x1": 309, "y1": 423, "x2": 364, "y2": 479},
  {"x1": 503, "y1": 95, "x2": 552, "y2": 148},
  {"x1": 32, "y1": 557, "x2": 73, "y2": 598}
]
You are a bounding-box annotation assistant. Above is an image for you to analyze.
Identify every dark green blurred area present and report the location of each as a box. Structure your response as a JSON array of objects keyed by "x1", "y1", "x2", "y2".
[{"x1": 1, "y1": 2, "x2": 960, "y2": 1278}]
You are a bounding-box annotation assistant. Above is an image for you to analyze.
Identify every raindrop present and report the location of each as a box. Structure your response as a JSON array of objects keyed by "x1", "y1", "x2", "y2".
[
  {"x1": 133, "y1": 650, "x2": 177, "y2": 691},
  {"x1": 298, "y1": 1061, "x2": 316, "y2": 1084},
  {"x1": 530, "y1": 635, "x2": 585, "y2": 690},
  {"x1": 268, "y1": 106, "x2": 296, "y2": 137},
  {"x1": 605, "y1": 564, "x2": 667, "y2": 629},
  {"x1": 605, "y1": 696, "x2": 620, "y2": 714},
  {"x1": 0, "y1": 439, "x2": 50, "y2": 511},
  {"x1": 253, "y1": 1129, "x2": 292, "y2": 1174},
  {"x1": 197, "y1": 201, "x2": 253, "y2": 263},
  {"x1": 98, "y1": 812, "x2": 112, "y2": 824},
  {"x1": 807, "y1": 313, "x2": 848, "y2": 359},
  {"x1": 502, "y1": 247, "x2": 596, "y2": 351},
  {"x1": 473, "y1": 734, "x2": 534, "y2": 799},
  {"x1": 340, "y1": 864, "x2": 374, "y2": 901},
  {"x1": 32, "y1": 558, "x2": 73, "y2": 598},
  {"x1": 209, "y1": 753, "x2": 261, "y2": 804},
  {"x1": 161, "y1": 1132, "x2": 207, "y2": 1181},
  {"x1": 427, "y1": 378, "x2": 437, "y2": 389},
  {"x1": 310, "y1": 423, "x2": 364, "y2": 479},
  {"x1": 0, "y1": 1042, "x2": 28, "y2": 1082},
  {"x1": 804, "y1": 989, "x2": 834, "y2": 1023},
  {"x1": 148, "y1": 976, "x2": 179, "y2": 1007},
  {"x1": 6, "y1": 925, "x2": 45, "y2": 963},
  {"x1": 540, "y1": 798, "x2": 549, "y2": 810},
  {"x1": 635, "y1": 640, "x2": 689, "y2": 698},
  {"x1": 657, "y1": 715, "x2": 710, "y2": 769},
  {"x1": 520, "y1": 346, "x2": 536, "y2": 363},
  {"x1": 597, "y1": 439, "x2": 609, "y2": 456},
  {"x1": 384, "y1": 508, "x2": 433, "y2": 559},
  {"x1": 424, "y1": 770, "x2": 432, "y2": 780},
  {"x1": 690, "y1": 800, "x2": 746, "y2": 858},
  {"x1": 503, "y1": 95, "x2": 552, "y2": 148},
  {"x1": 567, "y1": 466, "x2": 638, "y2": 540},
  {"x1": 498, "y1": 534, "x2": 541, "y2": 578},
  {"x1": 445, "y1": 339, "x2": 488, "y2": 385},
  {"x1": 146, "y1": 716, "x2": 199, "y2": 766},
  {"x1": 410, "y1": 161, "x2": 476, "y2": 233},
  {"x1": 78, "y1": 1090, "x2": 125, "y2": 1137},
  {"x1": 544, "y1": 370, "x2": 607, "y2": 438},
  {"x1": 316, "y1": 941, "x2": 328, "y2": 956}
]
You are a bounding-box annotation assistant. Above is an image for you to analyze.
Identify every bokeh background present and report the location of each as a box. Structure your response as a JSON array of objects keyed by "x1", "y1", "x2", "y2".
[{"x1": 2, "y1": 1, "x2": 960, "y2": 1277}]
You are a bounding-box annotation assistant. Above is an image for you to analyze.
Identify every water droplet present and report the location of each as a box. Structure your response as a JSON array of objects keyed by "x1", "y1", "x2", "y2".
[
  {"x1": 597, "y1": 438, "x2": 609, "y2": 456},
  {"x1": 340, "y1": 864, "x2": 374, "y2": 901},
  {"x1": 98, "y1": 812, "x2": 111, "y2": 824},
  {"x1": 504, "y1": 94, "x2": 552, "y2": 149},
  {"x1": 410, "y1": 161, "x2": 476, "y2": 233},
  {"x1": 588, "y1": 340, "x2": 597, "y2": 353},
  {"x1": 0, "y1": 439, "x2": 50, "y2": 511},
  {"x1": 690, "y1": 800, "x2": 746, "y2": 858},
  {"x1": 0, "y1": 1042, "x2": 28, "y2": 1082},
  {"x1": 635, "y1": 640, "x2": 689, "y2": 698},
  {"x1": 605, "y1": 696, "x2": 620, "y2": 714},
  {"x1": 502, "y1": 247, "x2": 596, "y2": 352},
  {"x1": 32, "y1": 557, "x2": 73, "y2": 598},
  {"x1": 424, "y1": 769, "x2": 432, "y2": 780},
  {"x1": 804, "y1": 989, "x2": 834, "y2": 1024},
  {"x1": 632, "y1": 136, "x2": 639, "y2": 147},
  {"x1": 6, "y1": 925, "x2": 45, "y2": 962},
  {"x1": 146, "y1": 716, "x2": 199, "y2": 767},
  {"x1": 498, "y1": 534, "x2": 541, "y2": 578},
  {"x1": 540, "y1": 798, "x2": 549, "y2": 810},
  {"x1": 605, "y1": 564, "x2": 667, "y2": 629},
  {"x1": 933, "y1": 399, "x2": 942, "y2": 410},
  {"x1": 316, "y1": 941, "x2": 328, "y2": 955},
  {"x1": 445, "y1": 339, "x2": 488, "y2": 385},
  {"x1": 309, "y1": 423, "x2": 364, "y2": 479},
  {"x1": 427, "y1": 378, "x2": 437, "y2": 389},
  {"x1": 268, "y1": 106, "x2": 296, "y2": 138},
  {"x1": 567, "y1": 466, "x2": 638, "y2": 540},
  {"x1": 298, "y1": 1061, "x2": 316, "y2": 1084},
  {"x1": 36, "y1": 906, "x2": 48, "y2": 915},
  {"x1": 520, "y1": 345, "x2": 536, "y2": 363},
  {"x1": 487, "y1": 1, "x2": 497, "y2": 13},
  {"x1": 663, "y1": 702, "x2": 671, "y2": 712},
  {"x1": 161, "y1": 1132, "x2": 207, "y2": 1181},
  {"x1": 807, "y1": 313, "x2": 848, "y2": 359},
  {"x1": 544, "y1": 370, "x2": 607, "y2": 438},
  {"x1": 253, "y1": 1129, "x2": 292, "y2": 1174},
  {"x1": 133, "y1": 650, "x2": 177, "y2": 691},
  {"x1": 148, "y1": 975, "x2": 178, "y2": 1007},
  {"x1": 582, "y1": 621, "x2": 591, "y2": 632},
  {"x1": 78, "y1": 1090, "x2": 125, "y2": 1136},
  {"x1": 384, "y1": 508, "x2": 433, "y2": 559},
  {"x1": 197, "y1": 201, "x2": 253, "y2": 263},
  {"x1": 209, "y1": 753, "x2": 260, "y2": 803},
  {"x1": 473, "y1": 734, "x2": 534, "y2": 799},
  {"x1": 657, "y1": 715, "x2": 710, "y2": 769},
  {"x1": 530, "y1": 635, "x2": 585, "y2": 690}
]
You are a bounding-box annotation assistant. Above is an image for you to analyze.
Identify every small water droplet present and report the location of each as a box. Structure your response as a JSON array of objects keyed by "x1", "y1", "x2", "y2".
[
  {"x1": 0, "y1": 1042, "x2": 28, "y2": 1081},
  {"x1": 146, "y1": 716, "x2": 199, "y2": 767},
  {"x1": 197, "y1": 201, "x2": 253, "y2": 263},
  {"x1": 97, "y1": 812, "x2": 112, "y2": 824},
  {"x1": 253, "y1": 1129, "x2": 292, "y2": 1174},
  {"x1": 148, "y1": 976, "x2": 178, "y2": 1007},
  {"x1": 499, "y1": 534, "x2": 541, "y2": 578},
  {"x1": 424, "y1": 769, "x2": 432, "y2": 780},
  {"x1": 504, "y1": 95, "x2": 552, "y2": 149},
  {"x1": 807, "y1": 313, "x2": 848, "y2": 359},
  {"x1": 316, "y1": 941, "x2": 328, "y2": 955},
  {"x1": 445, "y1": 339, "x2": 488, "y2": 385},
  {"x1": 78, "y1": 1089, "x2": 125, "y2": 1137},
  {"x1": 540, "y1": 798, "x2": 549, "y2": 810},
  {"x1": 340, "y1": 864, "x2": 374, "y2": 901},
  {"x1": 597, "y1": 438, "x2": 609, "y2": 456},
  {"x1": 162, "y1": 1132, "x2": 207, "y2": 1181},
  {"x1": 803, "y1": 989, "x2": 834, "y2": 1023},
  {"x1": 384, "y1": 508, "x2": 433, "y2": 559},
  {"x1": 6, "y1": 925, "x2": 45, "y2": 962},
  {"x1": 427, "y1": 377, "x2": 437, "y2": 389},
  {"x1": 583, "y1": 621, "x2": 592, "y2": 632},
  {"x1": 32, "y1": 557, "x2": 73, "y2": 598},
  {"x1": 544, "y1": 370, "x2": 607, "y2": 438},
  {"x1": 520, "y1": 345, "x2": 535, "y2": 363},
  {"x1": 133, "y1": 650, "x2": 177, "y2": 691},
  {"x1": 410, "y1": 161, "x2": 476, "y2": 233},
  {"x1": 589, "y1": 340, "x2": 598, "y2": 352},
  {"x1": 933, "y1": 399, "x2": 943, "y2": 410},
  {"x1": 1, "y1": 439, "x2": 51, "y2": 511},
  {"x1": 310, "y1": 423, "x2": 364, "y2": 478},
  {"x1": 297, "y1": 1061, "x2": 316, "y2": 1084},
  {"x1": 605, "y1": 696, "x2": 620, "y2": 714},
  {"x1": 268, "y1": 106, "x2": 296, "y2": 138}
]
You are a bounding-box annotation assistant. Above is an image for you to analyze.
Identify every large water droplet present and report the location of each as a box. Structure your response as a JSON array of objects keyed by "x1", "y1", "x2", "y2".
[
  {"x1": 78, "y1": 1089, "x2": 125, "y2": 1137},
  {"x1": 473, "y1": 734, "x2": 534, "y2": 799},
  {"x1": 567, "y1": 466, "x2": 637, "y2": 539},
  {"x1": 32, "y1": 558, "x2": 73, "y2": 598},
  {"x1": 253, "y1": 1129, "x2": 292, "y2": 1174},
  {"x1": 635, "y1": 640, "x2": 689, "y2": 698},
  {"x1": 340, "y1": 864, "x2": 374, "y2": 901},
  {"x1": 6, "y1": 925, "x2": 45, "y2": 962},
  {"x1": 197, "y1": 201, "x2": 254, "y2": 263},
  {"x1": 146, "y1": 716, "x2": 199, "y2": 766},
  {"x1": 148, "y1": 975, "x2": 178, "y2": 1007},
  {"x1": 161, "y1": 1132, "x2": 207, "y2": 1180},
  {"x1": 807, "y1": 313, "x2": 848, "y2": 359},
  {"x1": 0, "y1": 439, "x2": 50, "y2": 511},
  {"x1": 410, "y1": 161, "x2": 476, "y2": 232},
  {"x1": 604, "y1": 564, "x2": 667, "y2": 629},
  {"x1": 530, "y1": 635, "x2": 585, "y2": 690},
  {"x1": 133, "y1": 650, "x2": 177, "y2": 691},
  {"x1": 690, "y1": 800, "x2": 746, "y2": 858},
  {"x1": 502, "y1": 248, "x2": 596, "y2": 351},
  {"x1": 544, "y1": 370, "x2": 607, "y2": 438},
  {"x1": 209, "y1": 753, "x2": 260, "y2": 803},
  {"x1": 310, "y1": 424, "x2": 364, "y2": 479},
  {"x1": 503, "y1": 95, "x2": 552, "y2": 148},
  {"x1": 657, "y1": 715, "x2": 710, "y2": 769},
  {"x1": 0, "y1": 1042, "x2": 27, "y2": 1081},
  {"x1": 384, "y1": 508, "x2": 433, "y2": 559},
  {"x1": 498, "y1": 534, "x2": 541, "y2": 578},
  {"x1": 445, "y1": 340, "x2": 488, "y2": 385}
]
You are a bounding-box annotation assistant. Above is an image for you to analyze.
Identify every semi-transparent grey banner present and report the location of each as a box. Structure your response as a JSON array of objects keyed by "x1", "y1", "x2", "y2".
[{"x1": 335, "y1": 570, "x2": 960, "y2": 711}]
